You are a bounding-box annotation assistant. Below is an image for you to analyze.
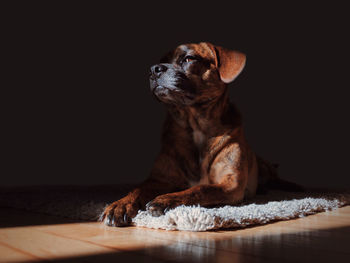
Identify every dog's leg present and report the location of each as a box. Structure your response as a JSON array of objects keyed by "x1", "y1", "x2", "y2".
[
  {"x1": 101, "y1": 180, "x2": 175, "y2": 226},
  {"x1": 146, "y1": 181, "x2": 246, "y2": 216},
  {"x1": 147, "y1": 143, "x2": 249, "y2": 216},
  {"x1": 101, "y1": 154, "x2": 188, "y2": 226}
]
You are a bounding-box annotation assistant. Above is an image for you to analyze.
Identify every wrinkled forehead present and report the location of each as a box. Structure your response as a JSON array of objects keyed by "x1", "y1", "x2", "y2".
[{"x1": 162, "y1": 43, "x2": 216, "y2": 63}]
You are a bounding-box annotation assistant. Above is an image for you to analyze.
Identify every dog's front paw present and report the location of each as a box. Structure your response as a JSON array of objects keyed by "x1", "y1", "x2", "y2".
[
  {"x1": 100, "y1": 199, "x2": 140, "y2": 227},
  {"x1": 146, "y1": 195, "x2": 177, "y2": 217}
]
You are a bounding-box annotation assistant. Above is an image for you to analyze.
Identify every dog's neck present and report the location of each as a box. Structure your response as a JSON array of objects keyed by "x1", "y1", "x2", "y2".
[{"x1": 166, "y1": 89, "x2": 242, "y2": 137}]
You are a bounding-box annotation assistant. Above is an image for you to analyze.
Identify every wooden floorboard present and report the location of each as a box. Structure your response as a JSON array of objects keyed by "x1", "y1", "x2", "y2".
[
  {"x1": 0, "y1": 206, "x2": 349, "y2": 263},
  {"x1": 0, "y1": 242, "x2": 38, "y2": 262}
]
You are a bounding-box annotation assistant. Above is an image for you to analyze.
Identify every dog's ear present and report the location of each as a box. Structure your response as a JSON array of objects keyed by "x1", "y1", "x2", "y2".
[{"x1": 203, "y1": 42, "x2": 246, "y2": 84}]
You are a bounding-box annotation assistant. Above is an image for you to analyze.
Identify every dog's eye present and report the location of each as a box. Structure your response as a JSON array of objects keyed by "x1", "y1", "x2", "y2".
[{"x1": 183, "y1": 56, "x2": 197, "y2": 63}]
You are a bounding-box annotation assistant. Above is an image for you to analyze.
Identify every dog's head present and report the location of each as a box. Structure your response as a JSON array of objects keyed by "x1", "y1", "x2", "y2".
[{"x1": 149, "y1": 42, "x2": 246, "y2": 106}]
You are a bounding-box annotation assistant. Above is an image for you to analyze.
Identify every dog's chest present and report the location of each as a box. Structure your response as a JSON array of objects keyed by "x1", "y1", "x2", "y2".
[
  {"x1": 192, "y1": 130, "x2": 205, "y2": 149},
  {"x1": 187, "y1": 133, "x2": 232, "y2": 187},
  {"x1": 187, "y1": 129, "x2": 210, "y2": 187}
]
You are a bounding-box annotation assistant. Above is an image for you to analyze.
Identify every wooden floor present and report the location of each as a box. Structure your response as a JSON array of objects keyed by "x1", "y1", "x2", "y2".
[{"x1": 0, "y1": 206, "x2": 349, "y2": 263}]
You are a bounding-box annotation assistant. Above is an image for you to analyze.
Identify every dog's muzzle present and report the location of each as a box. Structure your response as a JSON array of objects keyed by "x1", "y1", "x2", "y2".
[
  {"x1": 150, "y1": 64, "x2": 168, "y2": 79},
  {"x1": 149, "y1": 64, "x2": 168, "y2": 94},
  {"x1": 149, "y1": 63, "x2": 184, "y2": 102}
]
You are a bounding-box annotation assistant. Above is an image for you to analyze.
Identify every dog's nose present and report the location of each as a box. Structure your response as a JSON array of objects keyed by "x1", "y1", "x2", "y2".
[{"x1": 150, "y1": 64, "x2": 168, "y2": 77}]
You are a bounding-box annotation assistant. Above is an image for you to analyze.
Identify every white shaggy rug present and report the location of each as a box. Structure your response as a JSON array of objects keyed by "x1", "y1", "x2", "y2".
[
  {"x1": 133, "y1": 197, "x2": 347, "y2": 231},
  {"x1": 1, "y1": 185, "x2": 349, "y2": 231}
]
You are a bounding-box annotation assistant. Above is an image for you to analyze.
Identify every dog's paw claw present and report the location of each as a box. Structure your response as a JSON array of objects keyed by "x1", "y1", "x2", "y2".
[
  {"x1": 145, "y1": 201, "x2": 152, "y2": 210},
  {"x1": 146, "y1": 201, "x2": 171, "y2": 217},
  {"x1": 101, "y1": 200, "x2": 139, "y2": 227},
  {"x1": 103, "y1": 212, "x2": 114, "y2": 226},
  {"x1": 123, "y1": 214, "x2": 130, "y2": 225}
]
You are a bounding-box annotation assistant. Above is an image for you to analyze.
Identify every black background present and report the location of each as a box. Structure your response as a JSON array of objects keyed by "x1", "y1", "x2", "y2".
[{"x1": 3, "y1": 2, "x2": 350, "y2": 188}]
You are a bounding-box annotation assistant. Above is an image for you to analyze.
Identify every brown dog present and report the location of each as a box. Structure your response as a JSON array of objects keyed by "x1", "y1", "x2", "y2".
[{"x1": 101, "y1": 42, "x2": 302, "y2": 227}]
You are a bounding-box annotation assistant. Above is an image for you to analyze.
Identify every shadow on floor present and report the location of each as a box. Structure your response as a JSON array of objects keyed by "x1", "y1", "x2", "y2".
[
  {"x1": 18, "y1": 225, "x2": 350, "y2": 263},
  {"x1": 0, "y1": 207, "x2": 84, "y2": 227},
  {"x1": 0, "y1": 184, "x2": 133, "y2": 227}
]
